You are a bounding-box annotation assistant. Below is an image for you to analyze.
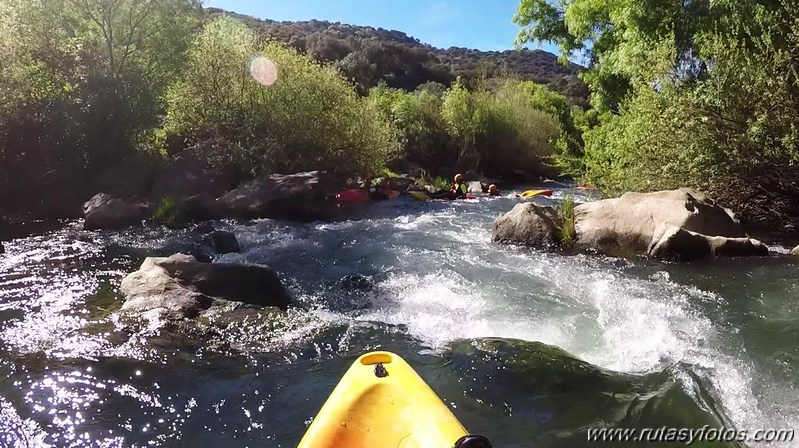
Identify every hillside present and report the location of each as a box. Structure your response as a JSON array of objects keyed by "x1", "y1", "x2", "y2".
[{"x1": 206, "y1": 8, "x2": 589, "y2": 106}]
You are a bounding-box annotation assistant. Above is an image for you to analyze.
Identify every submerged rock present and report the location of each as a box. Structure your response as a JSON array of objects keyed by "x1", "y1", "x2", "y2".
[
  {"x1": 120, "y1": 253, "x2": 292, "y2": 317},
  {"x1": 204, "y1": 230, "x2": 240, "y2": 254},
  {"x1": 492, "y1": 203, "x2": 562, "y2": 248},
  {"x1": 219, "y1": 171, "x2": 340, "y2": 222},
  {"x1": 338, "y1": 274, "x2": 375, "y2": 291},
  {"x1": 445, "y1": 338, "x2": 732, "y2": 446},
  {"x1": 574, "y1": 188, "x2": 768, "y2": 260},
  {"x1": 83, "y1": 193, "x2": 150, "y2": 231}
]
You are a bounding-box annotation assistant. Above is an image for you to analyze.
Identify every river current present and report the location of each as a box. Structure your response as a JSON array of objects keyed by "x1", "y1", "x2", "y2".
[{"x1": 1, "y1": 187, "x2": 798, "y2": 447}]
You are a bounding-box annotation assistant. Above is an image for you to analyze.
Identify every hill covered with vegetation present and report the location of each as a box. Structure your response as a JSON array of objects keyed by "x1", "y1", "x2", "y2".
[
  {"x1": 0, "y1": 0, "x2": 585, "y2": 222},
  {"x1": 206, "y1": 8, "x2": 589, "y2": 105}
]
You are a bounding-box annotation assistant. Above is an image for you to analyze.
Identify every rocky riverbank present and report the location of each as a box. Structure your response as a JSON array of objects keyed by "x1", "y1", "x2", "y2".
[{"x1": 492, "y1": 188, "x2": 770, "y2": 261}]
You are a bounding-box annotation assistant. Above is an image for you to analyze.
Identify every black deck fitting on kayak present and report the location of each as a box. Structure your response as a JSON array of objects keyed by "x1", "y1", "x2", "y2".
[
  {"x1": 453, "y1": 435, "x2": 493, "y2": 448},
  {"x1": 374, "y1": 363, "x2": 388, "y2": 378}
]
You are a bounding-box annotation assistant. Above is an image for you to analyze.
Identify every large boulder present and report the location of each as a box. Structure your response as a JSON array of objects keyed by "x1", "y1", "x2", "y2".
[
  {"x1": 492, "y1": 203, "x2": 562, "y2": 248},
  {"x1": 219, "y1": 171, "x2": 341, "y2": 222},
  {"x1": 83, "y1": 193, "x2": 150, "y2": 231},
  {"x1": 380, "y1": 176, "x2": 419, "y2": 192},
  {"x1": 204, "y1": 230, "x2": 240, "y2": 254},
  {"x1": 182, "y1": 193, "x2": 226, "y2": 221},
  {"x1": 150, "y1": 145, "x2": 235, "y2": 200},
  {"x1": 792, "y1": 245, "x2": 799, "y2": 256},
  {"x1": 573, "y1": 188, "x2": 768, "y2": 259},
  {"x1": 119, "y1": 253, "x2": 292, "y2": 317}
]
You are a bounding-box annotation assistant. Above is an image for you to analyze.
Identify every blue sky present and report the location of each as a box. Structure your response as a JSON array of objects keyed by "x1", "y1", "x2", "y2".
[{"x1": 204, "y1": 0, "x2": 561, "y2": 55}]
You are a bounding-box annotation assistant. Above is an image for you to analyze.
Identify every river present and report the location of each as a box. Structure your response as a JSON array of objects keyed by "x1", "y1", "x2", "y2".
[{"x1": 1, "y1": 187, "x2": 798, "y2": 447}]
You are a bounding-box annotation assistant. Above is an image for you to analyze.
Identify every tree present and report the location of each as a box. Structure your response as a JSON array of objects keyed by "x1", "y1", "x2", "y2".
[
  {"x1": 0, "y1": 0, "x2": 201, "y2": 217},
  {"x1": 164, "y1": 16, "x2": 400, "y2": 178},
  {"x1": 515, "y1": 0, "x2": 799, "y2": 228}
]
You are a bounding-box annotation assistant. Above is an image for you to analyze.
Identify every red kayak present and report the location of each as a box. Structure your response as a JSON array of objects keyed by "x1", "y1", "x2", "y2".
[
  {"x1": 336, "y1": 189, "x2": 370, "y2": 203},
  {"x1": 379, "y1": 188, "x2": 401, "y2": 199},
  {"x1": 336, "y1": 188, "x2": 401, "y2": 203}
]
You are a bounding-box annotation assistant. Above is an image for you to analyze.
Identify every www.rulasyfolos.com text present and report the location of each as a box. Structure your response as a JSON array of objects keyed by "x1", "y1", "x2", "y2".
[{"x1": 587, "y1": 426, "x2": 795, "y2": 444}]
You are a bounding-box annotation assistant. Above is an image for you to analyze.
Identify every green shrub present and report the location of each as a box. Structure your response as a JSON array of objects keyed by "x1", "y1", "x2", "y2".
[
  {"x1": 560, "y1": 195, "x2": 575, "y2": 247},
  {"x1": 151, "y1": 196, "x2": 185, "y2": 228},
  {"x1": 163, "y1": 16, "x2": 400, "y2": 178}
]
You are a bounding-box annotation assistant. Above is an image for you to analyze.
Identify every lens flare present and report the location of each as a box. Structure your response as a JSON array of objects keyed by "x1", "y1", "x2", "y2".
[{"x1": 249, "y1": 55, "x2": 278, "y2": 87}]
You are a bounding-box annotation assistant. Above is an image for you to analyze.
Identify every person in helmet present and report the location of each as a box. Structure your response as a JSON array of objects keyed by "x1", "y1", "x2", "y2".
[
  {"x1": 451, "y1": 173, "x2": 468, "y2": 199},
  {"x1": 487, "y1": 184, "x2": 500, "y2": 197}
]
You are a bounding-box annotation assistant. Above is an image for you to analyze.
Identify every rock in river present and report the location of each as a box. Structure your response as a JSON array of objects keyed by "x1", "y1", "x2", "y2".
[
  {"x1": 120, "y1": 254, "x2": 292, "y2": 317},
  {"x1": 492, "y1": 202, "x2": 562, "y2": 248},
  {"x1": 83, "y1": 193, "x2": 151, "y2": 231},
  {"x1": 219, "y1": 171, "x2": 340, "y2": 222},
  {"x1": 573, "y1": 188, "x2": 768, "y2": 260}
]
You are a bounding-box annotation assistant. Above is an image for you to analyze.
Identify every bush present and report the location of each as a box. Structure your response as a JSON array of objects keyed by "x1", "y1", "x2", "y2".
[
  {"x1": 163, "y1": 16, "x2": 400, "y2": 179},
  {"x1": 151, "y1": 196, "x2": 186, "y2": 228},
  {"x1": 372, "y1": 77, "x2": 567, "y2": 179}
]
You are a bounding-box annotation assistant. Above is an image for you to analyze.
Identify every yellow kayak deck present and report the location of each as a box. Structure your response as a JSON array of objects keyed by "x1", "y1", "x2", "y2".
[{"x1": 298, "y1": 352, "x2": 471, "y2": 448}]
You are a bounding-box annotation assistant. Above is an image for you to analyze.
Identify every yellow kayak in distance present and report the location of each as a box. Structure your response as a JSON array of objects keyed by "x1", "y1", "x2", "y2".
[
  {"x1": 298, "y1": 351, "x2": 492, "y2": 448},
  {"x1": 409, "y1": 190, "x2": 431, "y2": 201},
  {"x1": 518, "y1": 189, "x2": 553, "y2": 199}
]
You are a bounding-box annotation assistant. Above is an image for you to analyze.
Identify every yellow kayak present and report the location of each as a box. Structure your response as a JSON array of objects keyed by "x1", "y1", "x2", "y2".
[
  {"x1": 409, "y1": 190, "x2": 431, "y2": 201},
  {"x1": 519, "y1": 189, "x2": 553, "y2": 198},
  {"x1": 298, "y1": 351, "x2": 491, "y2": 448}
]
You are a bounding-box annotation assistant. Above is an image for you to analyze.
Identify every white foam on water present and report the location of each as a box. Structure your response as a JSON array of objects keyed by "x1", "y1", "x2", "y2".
[{"x1": 314, "y1": 207, "x2": 799, "y2": 444}]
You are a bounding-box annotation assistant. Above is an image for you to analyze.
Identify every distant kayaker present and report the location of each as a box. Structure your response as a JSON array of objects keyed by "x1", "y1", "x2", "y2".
[
  {"x1": 487, "y1": 184, "x2": 500, "y2": 196},
  {"x1": 451, "y1": 174, "x2": 468, "y2": 199}
]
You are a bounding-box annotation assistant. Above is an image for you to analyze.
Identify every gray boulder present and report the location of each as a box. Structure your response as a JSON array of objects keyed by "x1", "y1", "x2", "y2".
[
  {"x1": 467, "y1": 181, "x2": 485, "y2": 194},
  {"x1": 573, "y1": 188, "x2": 767, "y2": 259},
  {"x1": 380, "y1": 176, "x2": 418, "y2": 192},
  {"x1": 204, "y1": 230, "x2": 240, "y2": 254},
  {"x1": 492, "y1": 203, "x2": 562, "y2": 248},
  {"x1": 219, "y1": 171, "x2": 340, "y2": 222},
  {"x1": 83, "y1": 193, "x2": 150, "y2": 231},
  {"x1": 120, "y1": 254, "x2": 292, "y2": 317},
  {"x1": 183, "y1": 193, "x2": 226, "y2": 221},
  {"x1": 791, "y1": 245, "x2": 799, "y2": 256}
]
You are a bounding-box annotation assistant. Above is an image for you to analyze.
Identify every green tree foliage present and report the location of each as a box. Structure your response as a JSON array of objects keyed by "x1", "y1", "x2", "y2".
[
  {"x1": 370, "y1": 77, "x2": 564, "y2": 178},
  {"x1": 516, "y1": 0, "x2": 799, "y2": 227},
  {"x1": 163, "y1": 16, "x2": 400, "y2": 178},
  {"x1": 0, "y1": 0, "x2": 201, "y2": 216}
]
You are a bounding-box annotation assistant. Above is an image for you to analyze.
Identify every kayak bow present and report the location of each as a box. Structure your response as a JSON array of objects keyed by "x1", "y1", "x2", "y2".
[
  {"x1": 298, "y1": 351, "x2": 489, "y2": 448},
  {"x1": 519, "y1": 189, "x2": 553, "y2": 198}
]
